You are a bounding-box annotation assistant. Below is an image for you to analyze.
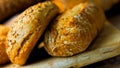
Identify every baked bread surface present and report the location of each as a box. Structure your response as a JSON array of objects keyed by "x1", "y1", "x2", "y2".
[
  {"x1": 6, "y1": 1, "x2": 59, "y2": 65},
  {"x1": 44, "y1": 2, "x2": 106, "y2": 56},
  {"x1": 0, "y1": 25, "x2": 9, "y2": 64}
]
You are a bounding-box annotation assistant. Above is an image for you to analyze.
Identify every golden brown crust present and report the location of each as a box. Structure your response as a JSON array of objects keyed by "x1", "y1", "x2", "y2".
[
  {"x1": 44, "y1": 2, "x2": 106, "y2": 56},
  {"x1": 0, "y1": 25, "x2": 9, "y2": 64},
  {"x1": 50, "y1": 0, "x2": 120, "y2": 13},
  {"x1": 51, "y1": 0, "x2": 87, "y2": 13},
  {"x1": 0, "y1": 0, "x2": 41, "y2": 22},
  {"x1": 6, "y1": 1, "x2": 59, "y2": 65}
]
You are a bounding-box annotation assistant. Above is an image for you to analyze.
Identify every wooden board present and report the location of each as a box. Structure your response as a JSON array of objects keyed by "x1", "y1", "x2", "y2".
[{"x1": 2, "y1": 21, "x2": 120, "y2": 68}]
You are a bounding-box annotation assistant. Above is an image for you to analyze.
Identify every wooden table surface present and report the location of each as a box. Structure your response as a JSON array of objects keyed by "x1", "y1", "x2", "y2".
[{"x1": 83, "y1": 2, "x2": 120, "y2": 68}]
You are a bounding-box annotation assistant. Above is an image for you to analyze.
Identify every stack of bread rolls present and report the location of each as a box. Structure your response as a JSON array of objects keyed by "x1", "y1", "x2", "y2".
[{"x1": 0, "y1": 0, "x2": 119, "y2": 66}]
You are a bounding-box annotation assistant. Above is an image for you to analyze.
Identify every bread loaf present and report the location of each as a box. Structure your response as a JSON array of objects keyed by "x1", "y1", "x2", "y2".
[
  {"x1": 43, "y1": 2, "x2": 106, "y2": 56},
  {"x1": 0, "y1": 25, "x2": 9, "y2": 64},
  {"x1": 51, "y1": 0, "x2": 87, "y2": 13},
  {"x1": 50, "y1": 0, "x2": 119, "y2": 13},
  {"x1": 6, "y1": 1, "x2": 59, "y2": 65}
]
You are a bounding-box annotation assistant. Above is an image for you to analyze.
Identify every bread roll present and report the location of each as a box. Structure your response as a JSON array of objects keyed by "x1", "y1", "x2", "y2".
[
  {"x1": 51, "y1": 0, "x2": 87, "y2": 13},
  {"x1": 50, "y1": 0, "x2": 119, "y2": 13},
  {"x1": 0, "y1": 25, "x2": 9, "y2": 64},
  {"x1": 6, "y1": 1, "x2": 59, "y2": 65},
  {"x1": 0, "y1": 0, "x2": 41, "y2": 22},
  {"x1": 44, "y1": 2, "x2": 106, "y2": 56}
]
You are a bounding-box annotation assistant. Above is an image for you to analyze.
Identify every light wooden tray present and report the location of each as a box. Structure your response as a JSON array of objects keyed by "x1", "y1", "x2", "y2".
[{"x1": 2, "y1": 21, "x2": 120, "y2": 68}]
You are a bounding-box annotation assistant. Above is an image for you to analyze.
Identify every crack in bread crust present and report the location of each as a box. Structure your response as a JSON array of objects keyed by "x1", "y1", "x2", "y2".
[{"x1": 14, "y1": 32, "x2": 33, "y2": 59}]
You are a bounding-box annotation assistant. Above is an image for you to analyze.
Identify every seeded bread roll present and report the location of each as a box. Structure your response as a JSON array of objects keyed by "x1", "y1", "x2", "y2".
[
  {"x1": 44, "y1": 2, "x2": 106, "y2": 56},
  {"x1": 0, "y1": 0, "x2": 41, "y2": 22},
  {"x1": 6, "y1": 1, "x2": 59, "y2": 65},
  {"x1": 0, "y1": 25, "x2": 9, "y2": 64}
]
